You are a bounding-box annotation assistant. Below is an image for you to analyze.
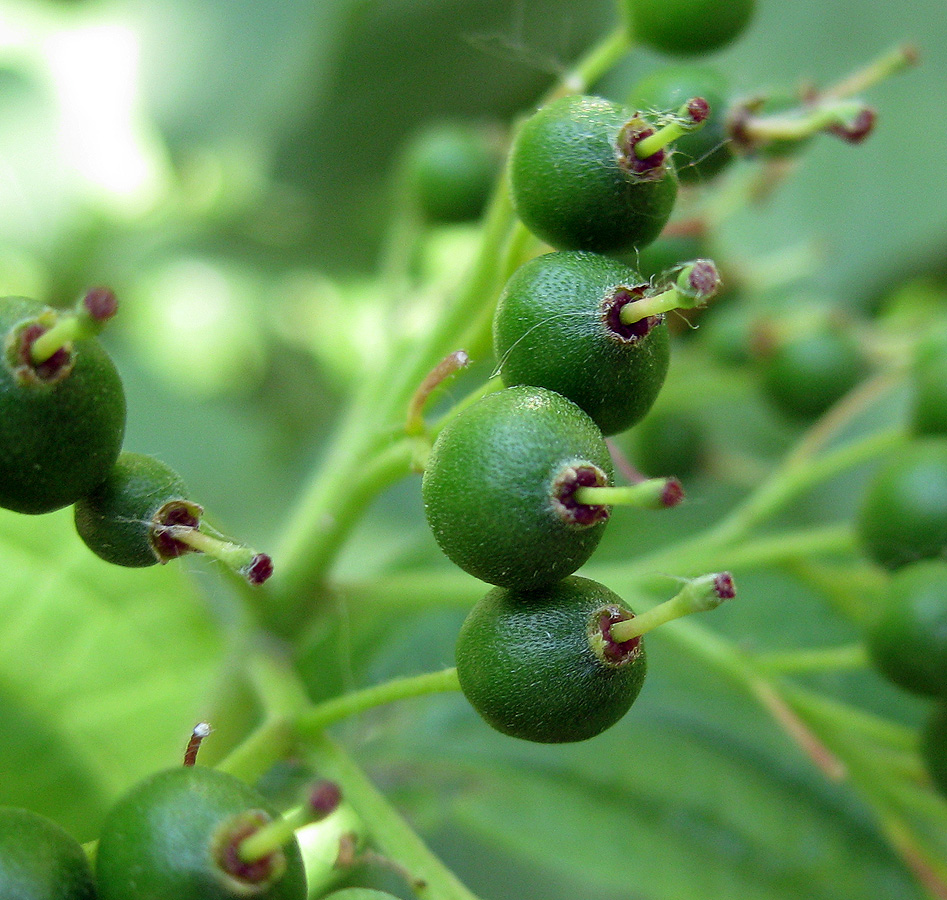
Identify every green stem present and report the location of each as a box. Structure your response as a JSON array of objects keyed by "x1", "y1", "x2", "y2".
[
  {"x1": 552, "y1": 26, "x2": 630, "y2": 99},
  {"x1": 575, "y1": 477, "x2": 682, "y2": 510},
  {"x1": 755, "y1": 643, "x2": 870, "y2": 675},
  {"x1": 296, "y1": 668, "x2": 461, "y2": 737},
  {"x1": 633, "y1": 99, "x2": 708, "y2": 159},
  {"x1": 307, "y1": 735, "x2": 483, "y2": 900}
]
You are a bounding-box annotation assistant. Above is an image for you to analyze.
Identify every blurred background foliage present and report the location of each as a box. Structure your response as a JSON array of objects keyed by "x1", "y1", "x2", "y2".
[{"x1": 1, "y1": 0, "x2": 946, "y2": 897}]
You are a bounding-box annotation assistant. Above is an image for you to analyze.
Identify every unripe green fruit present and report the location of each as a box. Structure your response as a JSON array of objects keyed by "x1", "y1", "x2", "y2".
[
  {"x1": 865, "y1": 560, "x2": 947, "y2": 698},
  {"x1": 0, "y1": 296, "x2": 125, "y2": 514},
  {"x1": 629, "y1": 407, "x2": 705, "y2": 478},
  {"x1": 95, "y1": 766, "x2": 307, "y2": 900},
  {"x1": 921, "y1": 704, "x2": 947, "y2": 797},
  {"x1": 628, "y1": 65, "x2": 732, "y2": 182},
  {"x1": 0, "y1": 807, "x2": 96, "y2": 900},
  {"x1": 74, "y1": 451, "x2": 200, "y2": 567},
  {"x1": 621, "y1": 0, "x2": 755, "y2": 57},
  {"x1": 456, "y1": 576, "x2": 647, "y2": 743},
  {"x1": 856, "y1": 441, "x2": 947, "y2": 571},
  {"x1": 509, "y1": 95, "x2": 678, "y2": 255},
  {"x1": 758, "y1": 327, "x2": 867, "y2": 421},
  {"x1": 493, "y1": 251, "x2": 670, "y2": 436},
  {"x1": 910, "y1": 328, "x2": 947, "y2": 436},
  {"x1": 422, "y1": 386, "x2": 614, "y2": 590},
  {"x1": 406, "y1": 122, "x2": 499, "y2": 224}
]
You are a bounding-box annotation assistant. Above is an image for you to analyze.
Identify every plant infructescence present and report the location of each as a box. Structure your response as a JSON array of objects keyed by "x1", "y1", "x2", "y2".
[{"x1": 0, "y1": 2, "x2": 938, "y2": 900}]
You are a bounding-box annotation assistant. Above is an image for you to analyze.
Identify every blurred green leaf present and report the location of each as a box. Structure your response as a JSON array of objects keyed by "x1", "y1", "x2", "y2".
[{"x1": 0, "y1": 507, "x2": 224, "y2": 838}]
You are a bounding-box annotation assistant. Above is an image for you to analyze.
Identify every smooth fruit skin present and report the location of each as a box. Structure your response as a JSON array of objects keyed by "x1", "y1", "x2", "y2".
[
  {"x1": 621, "y1": 0, "x2": 755, "y2": 57},
  {"x1": 407, "y1": 122, "x2": 498, "y2": 224},
  {"x1": 759, "y1": 329, "x2": 866, "y2": 421},
  {"x1": 0, "y1": 296, "x2": 126, "y2": 514},
  {"x1": 422, "y1": 386, "x2": 613, "y2": 590},
  {"x1": 493, "y1": 252, "x2": 670, "y2": 436},
  {"x1": 95, "y1": 767, "x2": 306, "y2": 900},
  {"x1": 509, "y1": 95, "x2": 678, "y2": 255},
  {"x1": 0, "y1": 807, "x2": 96, "y2": 900},
  {"x1": 865, "y1": 560, "x2": 947, "y2": 698},
  {"x1": 628, "y1": 65, "x2": 732, "y2": 182},
  {"x1": 74, "y1": 452, "x2": 195, "y2": 567},
  {"x1": 455, "y1": 576, "x2": 647, "y2": 743},
  {"x1": 857, "y1": 441, "x2": 947, "y2": 570},
  {"x1": 921, "y1": 704, "x2": 947, "y2": 797}
]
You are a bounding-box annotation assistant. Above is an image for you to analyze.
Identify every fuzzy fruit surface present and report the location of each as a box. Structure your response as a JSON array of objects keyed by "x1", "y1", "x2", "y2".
[
  {"x1": 0, "y1": 807, "x2": 96, "y2": 900},
  {"x1": 0, "y1": 296, "x2": 126, "y2": 514},
  {"x1": 866, "y1": 560, "x2": 947, "y2": 698},
  {"x1": 422, "y1": 385, "x2": 613, "y2": 590},
  {"x1": 493, "y1": 251, "x2": 670, "y2": 436},
  {"x1": 509, "y1": 95, "x2": 678, "y2": 255},
  {"x1": 628, "y1": 65, "x2": 732, "y2": 182},
  {"x1": 759, "y1": 328, "x2": 867, "y2": 421},
  {"x1": 455, "y1": 576, "x2": 647, "y2": 743},
  {"x1": 407, "y1": 122, "x2": 498, "y2": 224},
  {"x1": 74, "y1": 452, "x2": 196, "y2": 567},
  {"x1": 621, "y1": 0, "x2": 755, "y2": 56},
  {"x1": 95, "y1": 767, "x2": 306, "y2": 900},
  {"x1": 921, "y1": 704, "x2": 947, "y2": 797},
  {"x1": 857, "y1": 440, "x2": 947, "y2": 570}
]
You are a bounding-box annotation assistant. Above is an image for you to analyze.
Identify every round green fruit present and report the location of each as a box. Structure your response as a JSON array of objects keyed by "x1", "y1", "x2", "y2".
[
  {"x1": 857, "y1": 440, "x2": 947, "y2": 570},
  {"x1": 621, "y1": 0, "x2": 755, "y2": 56},
  {"x1": 509, "y1": 95, "x2": 678, "y2": 255},
  {"x1": 95, "y1": 766, "x2": 307, "y2": 900},
  {"x1": 74, "y1": 452, "x2": 201, "y2": 568},
  {"x1": 865, "y1": 560, "x2": 947, "y2": 698},
  {"x1": 422, "y1": 386, "x2": 614, "y2": 590},
  {"x1": 628, "y1": 65, "x2": 732, "y2": 182},
  {"x1": 628, "y1": 407, "x2": 705, "y2": 478},
  {"x1": 758, "y1": 327, "x2": 866, "y2": 421},
  {"x1": 0, "y1": 807, "x2": 96, "y2": 900},
  {"x1": 921, "y1": 703, "x2": 947, "y2": 797},
  {"x1": 456, "y1": 576, "x2": 647, "y2": 743},
  {"x1": 910, "y1": 327, "x2": 947, "y2": 436},
  {"x1": 0, "y1": 296, "x2": 125, "y2": 514},
  {"x1": 493, "y1": 251, "x2": 670, "y2": 436},
  {"x1": 406, "y1": 122, "x2": 499, "y2": 224}
]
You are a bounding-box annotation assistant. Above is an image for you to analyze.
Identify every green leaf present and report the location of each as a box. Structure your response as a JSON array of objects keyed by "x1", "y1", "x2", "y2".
[{"x1": 0, "y1": 507, "x2": 224, "y2": 838}]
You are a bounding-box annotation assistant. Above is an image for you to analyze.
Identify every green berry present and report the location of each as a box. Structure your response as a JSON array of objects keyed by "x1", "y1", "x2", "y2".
[
  {"x1": 0, "y1": 807, "x2": 96, "y2": 900},
  {"x1": 0, "y1": 295, "x2": 125, "y2": 514},
  {"x1": 74, "y1": 452, "x2": 201, "y2": 568},
  {"x1": 758, "y1": 324, "x2": 867, "y2": 421},
  {"x1": 493, "y1": 251, "x2": 670, "y2": 436},
  {"x1": 406, "y1": 122, "x2": 499, "y2": 224},
  {"x1": 621, "y1": 0, "x2": 755, "y2": 56},
  {"x1": 629, "y1": 407, "x2": 705, "y2": 478},
  {"x1": 455, "y1": 576, "x2": 647, "y2": 743},
  {"x1": 910, "y1": 327, "x2": 947, "y2": 436},
  {"x1": 509, "y1": 95, "x2": 679, "y2": 255},
  {"x1": 422, "y1": 386, "x2": 614, "y2": 590},
  {"x1": 628, "y1": 65, "x2": 733, "y2": 182},
  {"x1": 865, "y1": 561, "x2": 947, "y2": 697},
  {"x1": 920, "y1": 703, "x2": 947, "y2": 797},
  {"x1": 95, "y1": 766, "x2": 307, "y2": 900},
  {"x1": 857, "y1": 440, "x2": 947, "y2": 570}
]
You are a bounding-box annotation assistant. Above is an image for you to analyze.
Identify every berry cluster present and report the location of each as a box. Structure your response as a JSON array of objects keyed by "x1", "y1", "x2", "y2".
[
  {"x1": 855, "y1": 329, "x2": 947, "y2": 797},
  {"x1": 0, "y1": 292, "x2": 272, "y2": 584},
  {"x1": 421, "y1": 59, "x2": 742, "y2": 743}
]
